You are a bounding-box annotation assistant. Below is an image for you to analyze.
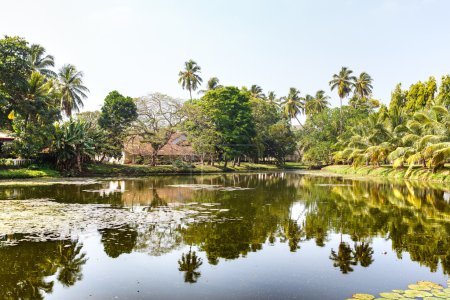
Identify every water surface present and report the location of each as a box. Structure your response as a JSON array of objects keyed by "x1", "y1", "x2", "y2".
[{"x1": 1, "y1": 172, "x2": 450, "y2": 299}]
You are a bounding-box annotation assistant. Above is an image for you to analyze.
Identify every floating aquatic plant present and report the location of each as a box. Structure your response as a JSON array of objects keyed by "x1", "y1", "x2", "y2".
[{"x1": 347, "y1": 280, "x2": 450, "y2": 300}]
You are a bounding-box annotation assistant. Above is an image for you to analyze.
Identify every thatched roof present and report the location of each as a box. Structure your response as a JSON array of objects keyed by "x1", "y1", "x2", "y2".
[{"x1": 124, "y1": 133, "x2": 195, "y2": 156}]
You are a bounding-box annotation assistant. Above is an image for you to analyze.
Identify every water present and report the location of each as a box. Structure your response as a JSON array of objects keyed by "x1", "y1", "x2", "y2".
[{"x1": 1, "y1": 171, "x2": 450, "y2": 299}]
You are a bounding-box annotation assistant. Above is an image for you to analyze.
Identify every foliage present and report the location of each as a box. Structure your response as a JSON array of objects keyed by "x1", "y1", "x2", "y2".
[
  {"x1": 178, "y1": 59, "x2": 202, "y2": 100},
  {"x1": 52, "y1": 119, "x2": 97, "y2": 173},
  {"x1": 197, "y1": 86, "x2": 255, "y2": 166}
]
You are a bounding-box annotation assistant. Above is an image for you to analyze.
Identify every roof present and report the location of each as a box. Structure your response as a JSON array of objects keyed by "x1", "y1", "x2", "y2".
[{"x1": 124, "y1": 132, "x2": 195, "y2": 156}]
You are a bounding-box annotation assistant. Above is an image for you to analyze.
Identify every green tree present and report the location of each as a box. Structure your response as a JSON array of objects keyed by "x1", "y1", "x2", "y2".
[
  {"x1": 98, "y1": 90, "x2": 138, "y2": 158},
  {"x1": 305, "y1": 90, "x2": 330, "y2": 115},
  {"x1": 57, "y1": 64, "x2": 89, "y2": 117},
  {"x1": 281, "y1": 87, "x2": 304, "y2": 126},
  {"x1": 329, "y1": 67, "x2": 356, "y2": 132},
  {"x1": 199, "y1": 87, "x2": 255, "y2": 167},
  {"x1": 178, "y1": 59, "x2": 202, "y2": 100},
  {"x1": 28, "y1": 44, "x2": 56, "y2": 78},
  {"x1": 354, "y1": 72, "x2": 373, "y2": 99},
  {"x1": 199, "y1": 77, "x2": 222, "y2": 94},
  {"x1": 250, "y1": 84, "x2": 265, "y2": 99}
]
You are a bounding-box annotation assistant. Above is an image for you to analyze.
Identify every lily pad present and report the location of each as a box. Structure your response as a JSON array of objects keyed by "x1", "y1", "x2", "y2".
[
  {"x1": 379, "y1": 292, "x2": 403, "y2": 299},
  {"x1": 403, "y1": 289, "x2": 432, "y2": 298},
  {"x1": 408, "y1": 284, "x2": 432, "y2": 291},
  {"x1": 352, "y1": 294, "x2": 375, "y2": 300}
]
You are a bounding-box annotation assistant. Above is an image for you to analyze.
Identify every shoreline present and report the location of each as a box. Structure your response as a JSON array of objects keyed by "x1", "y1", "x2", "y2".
[
  {"x1": 0, "y1": 162, "x2": 307, "y2": 180},
  {"x1": 322, "y1": 165, "x2": 450, "y2": 183}
]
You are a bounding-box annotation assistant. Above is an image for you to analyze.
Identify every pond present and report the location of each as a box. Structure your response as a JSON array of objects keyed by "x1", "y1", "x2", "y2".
[{"x1": 1, "y1": 171, "x2": 450, "y2": 299}]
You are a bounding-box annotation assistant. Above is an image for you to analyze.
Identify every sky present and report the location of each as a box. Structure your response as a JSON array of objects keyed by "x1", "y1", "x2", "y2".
[{"x1": 1, "y1": 0, "x2": 450, "y2": 112}]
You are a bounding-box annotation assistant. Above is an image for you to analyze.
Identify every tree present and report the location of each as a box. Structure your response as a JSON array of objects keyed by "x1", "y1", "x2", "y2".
[
  {"x1": 250, "y1": 84, "x2": 265, "y2": 99},
  {"x1": 178, "y1": 59, "x2": 202, "y2": 100},
  {"x1": 0, "y1": 35, "x2": 31, "y2": 126},
  {"x1": 354, "y1": 72, "x2": 373, "y2": 99},
  {"x1": 57, "y1": 64, "x2": 89, "y2": 117},
  {"x1": 28, "y1": 44, "x2": 56, "y2": 78},
  {"x1": 329, "y1": 67, "x2": 356, "y2": 132},
  {"x1": 199, "y1": 77, "x2": 222, "y2": 94},
  {"x1": 281, "y1": 87, "x2": 304, "y2": 126},
  {"x1": 266, "y1": 91, "x2": 278, "y2": 105},
  {"x1": 198, "y1": 86, "x2": 255, "y2": 167},
  {"x1": 305, "y1": 90, "x2": 330, "y2": 116},
  {"x1": 182, "y1": 100, "x2": 220, "y2": 164},
  {"x1": 52, "y1": 119, "x2": 96, "y2": 173},
  {"x1": 131, "y1": 93, "x2": 184, "y2": 166},
  {"x1": 98, "y1": 91, "x2": 138, "y2": 158}
]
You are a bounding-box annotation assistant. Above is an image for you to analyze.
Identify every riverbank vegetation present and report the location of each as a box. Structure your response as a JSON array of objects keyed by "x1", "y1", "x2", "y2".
[
  {"x1": 2, "y1": 34, "x2": 450, "y2": 177},
  {"x1": 323, "y1": 165, "x2": 450, "y2": 182}
]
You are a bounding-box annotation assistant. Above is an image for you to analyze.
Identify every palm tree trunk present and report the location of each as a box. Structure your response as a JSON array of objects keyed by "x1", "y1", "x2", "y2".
[
  {"x1": 295, "y1": 116, "x2": 304, "y2": 129},
  {"x1": 189, "y1": 89, "x2": 192, "y2": 100},
  {"x1": 339, "y1": 98, "x2": 343, "y2": 134}
]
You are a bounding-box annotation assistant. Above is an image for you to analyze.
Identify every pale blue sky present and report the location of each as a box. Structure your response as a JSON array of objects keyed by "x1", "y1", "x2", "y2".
[{"x1": 1, "y1": 0, "x2": 449, "y2": 111}]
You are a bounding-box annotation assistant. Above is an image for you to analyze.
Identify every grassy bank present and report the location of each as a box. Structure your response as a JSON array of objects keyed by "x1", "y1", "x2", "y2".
[
  {"x1": 0, "y1": 167, "x2": 59, "y2": 179},
  {"x1": 84, "y1": 162, "x2": 306, "y2": 177},
  {"x1": 0, "y1": 162, "x2": 306, "y2": 180},
  {"x1": 322, "y1": 165, "x2": 450, "y2": 182}
]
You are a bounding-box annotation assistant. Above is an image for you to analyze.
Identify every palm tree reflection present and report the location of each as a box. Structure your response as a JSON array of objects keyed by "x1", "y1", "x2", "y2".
[
  {"x1": 178, "y1": 247, "x2": 203, "y2": 283},
  {"x1": 330, "y1": 242, "x2": 357, "y2": 274}
]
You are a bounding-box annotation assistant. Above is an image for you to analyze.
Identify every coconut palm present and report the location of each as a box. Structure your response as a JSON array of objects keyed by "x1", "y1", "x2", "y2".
[
  {"x1": 198, "y1": 77, "x2": 222, "y2": 94},
  {"x1": 57, "y1": 64, "x2": 89, "y2": 117},
  {"x1": 305, "y1": 90, "x2": 330, "y2": 115},
  {"x1": 281, "y1": 87, "x2": 304, "y2": 127},
  {"x1": 354, "y1": 72, "x2": 373, "y2": 99},
  {"x1": 266, "y1": 91, "x2": 278, "y2": 105},
  {"x1": 178, "y1": 59, "x2": 202, "y2": 100},
  {"x1": 28, "y1": 44, "x2": 56, "y2": 78},
  {"x1": 250, "y1": 84, "x2": 265, "y2": 99},
  {"x1": 329, "y1": 67, "x2": 356, "y2": 131}
]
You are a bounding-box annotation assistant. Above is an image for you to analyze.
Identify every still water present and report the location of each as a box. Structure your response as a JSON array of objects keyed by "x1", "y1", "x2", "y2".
[{"x1": 1, "y1": 171, "x2": 450, "y2": 299}]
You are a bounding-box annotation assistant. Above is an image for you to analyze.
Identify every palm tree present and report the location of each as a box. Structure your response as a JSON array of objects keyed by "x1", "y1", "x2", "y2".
[
  {"x1": 305, "y1": 91, "x2": 330, "y2": 116},
  {"x1": 281, "y1": 87, "x2": 304, "y2": 127},
  {"x1": 198, "y1": 77, "x2": 222, "y2": 94},
  {"x1": 329, "y1": 67, "x2": 356, "y2": 132},
  {"x1": 250, "y1": 85, "x2": 265, "y2": 99},
  {"x1": 354, "y1": 72, "x2": 373, "y2": 99},
  {"x1": 266, "y1": 91, "x2": 278, "y2": 105},
  {"x1": 57, "y1": 64, "x2": 89, "y2": 117},
  {"x1": 178, "y1": 59, "x2": 202, "y2": 100},
  {"x1": 28, "y1": 44, "x2": 56, "y2": 78}
]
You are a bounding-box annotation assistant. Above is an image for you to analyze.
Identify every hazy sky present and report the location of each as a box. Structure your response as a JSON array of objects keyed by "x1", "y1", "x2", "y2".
[{"x1": 1, "y1": 0, "x2": 449, "y2": 111}]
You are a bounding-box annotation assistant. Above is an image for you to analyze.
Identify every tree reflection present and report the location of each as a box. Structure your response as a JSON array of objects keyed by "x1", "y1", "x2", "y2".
[
  {"x1": 353, "y1": 242, "x2": 374, "y2": 267},
  {"x1": 99, "y1": 225, "x2": 138, "y2": 258},
  {"x1": 178, "y1": 247, "x2": 203, "y2": 283},
  {"x1": 0, "y1": 240, "x2": 86, "y2": 299},
  {"x1": 330, "y1": 242, "x2": 356, "y2": 274}
]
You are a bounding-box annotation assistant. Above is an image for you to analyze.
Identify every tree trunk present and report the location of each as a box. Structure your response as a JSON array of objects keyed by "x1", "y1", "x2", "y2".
[
  {"x1": 151, "y1": 152, "x2": 157, "y2": 166},
  {"x1": 189, "y1": 89, "x2": 192, "y2": 100},
  {"x1": 76, "y1": 153, "x2": 82, "y2": 173},
  {"x1": 237, "y1": 156, "x2": 241, "y2": 166},
  {"x1": 339, "y1": 97, "x2": 343, "y2": 134}
]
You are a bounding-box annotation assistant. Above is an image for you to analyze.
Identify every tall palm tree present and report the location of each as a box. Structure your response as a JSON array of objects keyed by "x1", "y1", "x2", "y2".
[
  {"x1": 266, "y1": 91, "x2": 278, "y2": 104},
  {"x1": 178, "y1": 59, "x2": 202, "y2": 100},
  {"x1": 57, "y1": 64, "x2": 89, "y2": 117},
  {"x1": 28, "y1": 44, "x2": 56, "y2": 78},
  {"x1": 354, "y1": 72, "x2": 373, "y2": 99},
  {"x1": 281, "y1": 87, "x2": 304, "y2": 127},
  {"x1": 198, "y1": 77, "x2": 222, "y2": 94},
  {"x1": 329, "y1": 67, "x2": 356, "y2": 132},
  {"x1": 250, "y1": 84, "x2": 265, "y2": 99}
]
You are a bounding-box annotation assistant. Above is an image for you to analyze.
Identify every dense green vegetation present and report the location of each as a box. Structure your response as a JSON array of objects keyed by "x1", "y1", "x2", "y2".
[{"x1": 2, "y1": 34, "x2": 450, "y2": 177}]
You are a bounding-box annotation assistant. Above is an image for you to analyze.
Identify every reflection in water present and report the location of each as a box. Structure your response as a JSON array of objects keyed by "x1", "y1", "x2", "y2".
[
  {"x1": 99, "y1": 225, "x2": 138, "y2": 258},
  {"x1": 2, "y1": 173, "x2": 450, "y2": 298},
  {"x1": 178, "y1": 247, "x2": 203, "y2": 283},
  {"x1": 0, "y1": 240, "x2": 86, "y2": 299}
]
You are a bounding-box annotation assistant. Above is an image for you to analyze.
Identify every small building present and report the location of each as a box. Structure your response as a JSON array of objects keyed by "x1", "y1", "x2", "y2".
[
  {"x1": 122, "y1": 132, "x2": 198, "y2": 164},
  {"x1": 0, "y1": 131, "x2": 14, "y2": 152}
]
